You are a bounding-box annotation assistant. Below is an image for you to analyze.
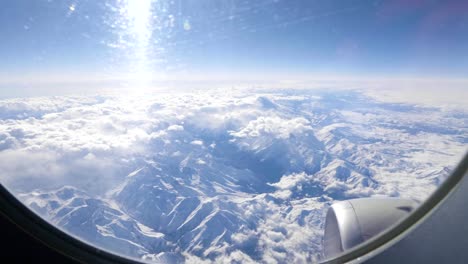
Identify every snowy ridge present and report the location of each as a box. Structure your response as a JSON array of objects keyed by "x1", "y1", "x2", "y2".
[{"x1": 19, "y1": 186, "x2": 169, "y2": 258}]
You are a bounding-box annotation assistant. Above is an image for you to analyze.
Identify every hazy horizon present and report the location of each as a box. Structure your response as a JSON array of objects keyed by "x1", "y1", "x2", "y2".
[{"x1": 2, "y1": 0, "x2": 468, "y2": 97}]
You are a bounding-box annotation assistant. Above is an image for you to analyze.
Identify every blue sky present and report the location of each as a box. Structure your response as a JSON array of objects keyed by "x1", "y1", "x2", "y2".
[{"x1": 0, "y1": 0, "x2": 467, "y2": 90}]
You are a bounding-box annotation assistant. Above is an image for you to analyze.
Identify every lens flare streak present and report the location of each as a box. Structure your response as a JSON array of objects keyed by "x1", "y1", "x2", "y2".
[{"x1": 113, "y1": 0, "x2": 155, "y2": 87}]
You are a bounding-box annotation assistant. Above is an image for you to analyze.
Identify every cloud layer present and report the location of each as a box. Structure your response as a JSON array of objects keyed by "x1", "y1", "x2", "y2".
[{"x1": 0, "y1": 89, "x2": 466, "y2": 262}]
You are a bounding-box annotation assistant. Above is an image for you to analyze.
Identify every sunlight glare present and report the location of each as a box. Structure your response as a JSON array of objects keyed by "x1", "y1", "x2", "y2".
[{"x1": 119, "y1": 0, "x2": 155, "y2": 90}]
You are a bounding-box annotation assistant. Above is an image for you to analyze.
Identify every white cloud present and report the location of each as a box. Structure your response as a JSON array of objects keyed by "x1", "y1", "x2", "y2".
[
  {"x1": 271, "y1": 172, "x2": 312, "y2": 190},
  {"x1": 190, "y1": 140, "x2": 204, "y2": 146},
  {"x1": 167, "y1": 124, "x2": 184, "y2": 131},
  {"x1": 231, "y1": 116, "x2": 311, "y2": 140}
]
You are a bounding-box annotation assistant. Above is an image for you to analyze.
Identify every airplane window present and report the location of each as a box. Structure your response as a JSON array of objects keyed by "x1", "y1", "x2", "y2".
[{"x1": 0, "y1": 0, "x2": 467, "y2": 263}]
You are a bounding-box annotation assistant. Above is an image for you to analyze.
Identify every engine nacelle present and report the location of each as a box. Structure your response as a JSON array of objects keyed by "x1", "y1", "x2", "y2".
[{"x1": 323, "y1": 198, "x2": 418, "y2": 259}]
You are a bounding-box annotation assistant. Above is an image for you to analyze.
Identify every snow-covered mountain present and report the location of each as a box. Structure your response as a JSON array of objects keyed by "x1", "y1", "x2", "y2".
[{"x1": 1, "y1": 89, "x2": 466, "y2": 263}]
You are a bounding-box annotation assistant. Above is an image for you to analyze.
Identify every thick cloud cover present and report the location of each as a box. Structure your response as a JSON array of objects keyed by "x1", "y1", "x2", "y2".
[{"x1": 0, "y1": 89, "x2": 466, "y2": 263}]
